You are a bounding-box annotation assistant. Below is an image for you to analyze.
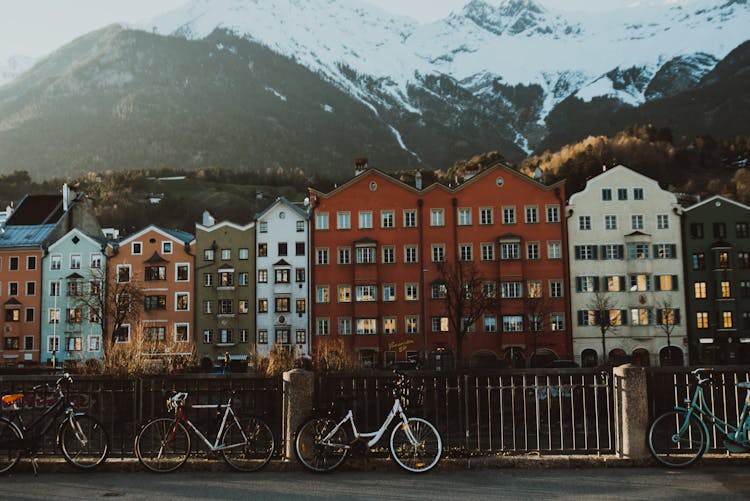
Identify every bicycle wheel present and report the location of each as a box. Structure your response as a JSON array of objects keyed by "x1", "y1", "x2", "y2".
[
  {"x1": 221, "y1": 416, "x2": 275, "y2": 472},
  {"x1": 648, "y1": 410, "x2": 707, "y2": 468},
  {"x1": 295, "y1": 417, "x2": 349, "y2": 472},
  {"x1": 59, "y1": 414, "x2": 109, "y2": 469},
  {"x1": 135, "y1": 417, "x2": 191, "y2": 473},
  {"x1": 390, "y1": 417, "x2": 442, "y2": 473},
  {"x1": 0, "y1": 418, "x2": 23, "y2": 474}
]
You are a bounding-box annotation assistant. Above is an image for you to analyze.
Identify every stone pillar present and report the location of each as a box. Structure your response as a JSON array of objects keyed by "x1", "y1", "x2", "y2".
[
  {"x1": 283, "y1": 369, "x2": 315, "y2": 460},
  {"x1": 613, "y1": 364, "x2": 649, "y2": 460}
]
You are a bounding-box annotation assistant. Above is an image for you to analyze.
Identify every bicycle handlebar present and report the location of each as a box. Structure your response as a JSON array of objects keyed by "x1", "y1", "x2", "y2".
[
  {"x1": 691, "y1": 367, "x2": 715, "y2": 386},
  {"x1": 166, "y1": 392, "x2": 189, "y2": 412}
]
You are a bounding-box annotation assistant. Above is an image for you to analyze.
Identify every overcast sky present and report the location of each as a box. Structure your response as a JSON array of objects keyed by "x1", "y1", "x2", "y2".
[{"x1": 0, "y1": 0, "x2": 695, "y2": 62}]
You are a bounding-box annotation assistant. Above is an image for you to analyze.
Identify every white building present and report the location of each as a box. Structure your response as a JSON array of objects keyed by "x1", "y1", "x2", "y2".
[
  {"x1": 255, "y1": 197, "x2": 310, "y2": 358},
  {"x1": 567, "y1": 165, "x2": 687, "y2": 367}
]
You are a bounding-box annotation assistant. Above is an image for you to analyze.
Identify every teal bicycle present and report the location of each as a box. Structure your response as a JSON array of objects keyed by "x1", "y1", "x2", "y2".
[{"x1": 648, "y1": 367, "x2": 750, "y2": 467}]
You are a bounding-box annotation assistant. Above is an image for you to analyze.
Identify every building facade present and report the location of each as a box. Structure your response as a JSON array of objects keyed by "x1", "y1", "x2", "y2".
[
  {"x1": 107, "y1": 226, "x2": 194, "y2": 361},
  {"x1": 194, "y1": 213, "x2": 256, "y2": 369},
  {"x1": 567, "y1": 165, "x2": 687, "y2": 367},
  {"x1": 310, "y1": 162, "x2": 570, "y2": 369},
  {"x1": 40, "y1": 229, "x2": 106, "y2": 366},
  {"x1": 255, "y1": 198, "x2": 310, "y2": 358},
  {"x1": 683, "y1": 195, "x2": 750, "y2": 364}
]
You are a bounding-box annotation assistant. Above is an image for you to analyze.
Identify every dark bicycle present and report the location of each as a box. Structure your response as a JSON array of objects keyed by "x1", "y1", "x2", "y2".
[{"x1": 0, "y1": 373, "x2": 109, "y2": 474}]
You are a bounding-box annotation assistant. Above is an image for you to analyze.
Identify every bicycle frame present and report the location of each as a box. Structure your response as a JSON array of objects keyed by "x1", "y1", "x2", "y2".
[
  {"x1": 8, "y1": 387, "x2": 76, "y2": 447},
  {"x1": 171, "y1": 396, "x2": 247, "y2": 452},
  {"x1": 676, "y1": 379, "x2": 750, "y2": 449},
  {"x1": 321, "y1": 397, "x2": 415, "y2": 449}
]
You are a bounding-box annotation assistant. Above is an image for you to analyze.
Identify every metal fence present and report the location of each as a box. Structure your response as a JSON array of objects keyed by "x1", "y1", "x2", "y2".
[
  {"x1": 646, "y1": 366, "x2": 750, "y2": 453},
  {"x1": 314, "y1": 368, "x2": 615, "y2": 455},
  {"x1": 0, "y1": 374, "x2": 282, "y2": 459}
]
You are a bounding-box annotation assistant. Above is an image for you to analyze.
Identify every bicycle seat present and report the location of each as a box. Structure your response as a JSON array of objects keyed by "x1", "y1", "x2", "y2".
[
  {"x1": 738, "y1": 382, "x2": 750, "y2": 389},
  {"x1": 1, "y1": 393, "x2": 23, "y2": 405}
]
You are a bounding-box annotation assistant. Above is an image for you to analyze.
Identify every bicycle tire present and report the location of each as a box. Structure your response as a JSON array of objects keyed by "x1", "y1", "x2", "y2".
[
  {"x1": 0, "y1": 417, "x2": 23, "y2": 474},
  {"x1": 648, "y1": 410, "x2": 706, "y2": 468},
  {"x1": 390, "y1": 417, "x2": 442, "y2": 473},
  {"x1": 221, "y1": 416, "x2": 275, "y2": 472},
  {"x1": 135, "y1": 417, "x2": 191, "y2": 473},
  {"x1": 295, "y1": 417, "x2": 349, "y2": 472},
  {"x1": 59, "y1": 414, "x2": 110, "y2": 469}
]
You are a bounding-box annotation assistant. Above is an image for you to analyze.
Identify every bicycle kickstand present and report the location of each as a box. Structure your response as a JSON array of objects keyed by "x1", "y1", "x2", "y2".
[{"x1": 31, "y1": 456, "x2": 39, "y2": 476}]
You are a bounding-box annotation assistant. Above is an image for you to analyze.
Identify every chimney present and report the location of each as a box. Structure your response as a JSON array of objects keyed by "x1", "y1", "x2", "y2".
[
  {"x1": 354, "y1": 157, "x2": 369, "y2": 176},
  {"x1": 464, "y1": 165, "x2": 480, "y2": 180},
  {"x1": 534, "y1": 166, "x2": 543, "y2": 182},
  {"x1": 415, "y1": 171, "x2": 423, "y2": 190},
  {"x1": 63, "y1": 183, "x2": 70, "y2": 211},
  {"x1": 202, "y1": 210, "x2": 215, "y2": 227},
  {"x1": 256, "y1": 190, "x2": 263, "y2": 200}
]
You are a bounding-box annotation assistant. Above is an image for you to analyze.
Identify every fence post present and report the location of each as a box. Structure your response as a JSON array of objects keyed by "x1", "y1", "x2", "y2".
[
  {"x1": 613, "y1": 364, "x2": 649, "y2": 460},
  {"x1": 283, "y1": 369, "x2": 314, "y2": 460}
]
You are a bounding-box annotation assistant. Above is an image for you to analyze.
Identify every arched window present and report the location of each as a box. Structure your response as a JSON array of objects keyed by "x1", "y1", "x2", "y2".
[{"x1": 581, "y1": 349, "x2": 598, "y2": 367}]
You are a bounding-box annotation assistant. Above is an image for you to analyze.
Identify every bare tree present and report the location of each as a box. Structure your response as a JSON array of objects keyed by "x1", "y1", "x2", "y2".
[
  {"x1": 654, "y1": 295, "x2": 680, "y2": 366},
  {"x1": 526, "y1": 293, "x2": 553, "y2": 367},
  {"x1": 585, "y1": 290, "x2": 619, "y2": 365},
  {"x1": 436, "y1": 261, "x2": 497, "y2": 367}
]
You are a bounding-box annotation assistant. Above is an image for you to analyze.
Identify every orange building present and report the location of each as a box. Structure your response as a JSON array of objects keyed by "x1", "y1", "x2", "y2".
[
  {"x1": 309, "y1": 162, "x2": 570, "y2": 369},
  {"x1": 107, "y1": 226, "x2": 195, "y2": 360}
]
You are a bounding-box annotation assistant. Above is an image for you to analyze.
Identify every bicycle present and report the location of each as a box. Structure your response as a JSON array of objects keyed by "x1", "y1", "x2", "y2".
[
  {"x1": 294, "y1": 372, "x2": 442, "y2": 473},
  {"x1": 0, "y1": 373, "x2": 109, "y2": 474},
  {"x1": 134, "y1": 390, "x2": 274, "y2": 473},
  {"x1": 648, "y1": 367, "x2": 750, "y2": 467}
]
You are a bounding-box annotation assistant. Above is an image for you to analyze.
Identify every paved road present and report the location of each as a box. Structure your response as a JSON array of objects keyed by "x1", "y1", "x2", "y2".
[{"x1": 3, "y1": 467, "x2": 750, "y2": 500}]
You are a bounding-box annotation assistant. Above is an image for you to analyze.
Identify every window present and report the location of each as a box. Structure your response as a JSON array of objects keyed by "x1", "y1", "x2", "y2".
[
  {"x1": 337, "y1": 211, "x2": 351, "y2": 230},
  {"x1": 383, "y1": 317, "x2": 396, "y2": 335},
  {"x1": 405, "y1": 316, "x2": 419, "y2": 334},
  {"x1": 275, "y1": 297, "x2": 290, "y2": 313},
  {"x1": 316, "y1": 248, "x2": 329, "y2": 265},
  {"x1": 259, "y1": 221, "x2": 268, "y2": 233},
  {"x1": 742, "y1": 281, "x2": 750, "y2": 298},
  {"x1": 116, "y1": 265, "x2": 131, "y2": 283},
  {"x1": 527, "y1": 280, "x2": 542, "y2": 298},
  {"x1": 203, "y1": 300, "x2": 213, "y2": 314},
  {"x1": 316, "y1": 286, "x2": 329, "y2": 303},
  {"x1": 403, "y1": 209, "x2": 417, "y2": 228},
  {"x1": 479, "y1": 207, "x2": 493, "y2": 225},
  {"x1": 550, "y1": 280, "x2": 563, "y2": 298},
  {"x1": 50, "y1": 254, "x2": 62, "y2": 270},
  {"x1": 431, "y1": 282, "x2": 446, "y2": 299},
  {"x1": 602, "y1": 244, "x2": 624, "y2": 260},
  {"x1": 484, "y1": 315, "x2": 497, "y2": 333},
  {"x1": 718, "y1": 251, "x2": 730, "y2": 269},
  {"x1": 458, "y1": 208, "x2": 472, "y2": 226},
  {"x1": 655, "y1": 275, "x2": 678, "y2": 291},
  {"x1": 546, "y1": 205, "x2": 560, "y2": 223},
  {"x1": 221, "y1": 249, "x2": 231, "y2": 261},
  {"x1": 404, "y1": 245, "x2": 418, "y2": 263},
  {"x1": 500, "y1": 282, "x2": 523, "y2": 298},
  {"x1": 356, "y1": 319, "x2": 378, "y2": 335},
  {"x1": 633, "y1": 188, "x2": 644, "y2": 200},
  {"x1": 145, "y1": 326, "x2": 166, "y2": 341},
  {"x1": 355, "y1": 247, "x2": 378, "y2": 264},
  {"x1": 90, "y1": 253, "x2": 102, "y2": 268},
  {"x1": 257, "y1": 269, "x2": 268, "y2": 283},
  {"x1": 175, "y1": 293, "x2": 189, "y2": 311},
  {"x1": 88, "y1": 336, "x2": 100, "y2": 352},
  {"x1": 617, "y1": 188, "x2": 627, "y2": 200},
  {"x1": 382, "y1": 284, "x2": 396, "y2": 302},
  {"x1": 690, "y1": 223, "x2": 704, "y2": 238},
  {"x1": 574, "y1": 245, "x2": 598, "y2": 260},
  {"x1": 114, "y1": 325, "x2": 130, "y2": 343},
  {"x1": 204, "y1": 249, "x2": 215, "y2": 261},
  {"x1": 174, "y1": 324, "x2": 189, "y2": 343},
  {"x1": 316, "y1": 212, "x2": 329, "y2": 230},
  {"x1": 294, "y1": 299, "x2": 305, "y2": 314},
  {"x1": 176, "y1": 264, "x2": 189, "y2": 281},
  {"x1": 239, "y1": 248, "x2": 249, "y2": 260},
  {"x1": 132, "y1": 242, "x2": 142, "y2": 255},
  {"x1": 630, "y1": 274, "x2": 652, "y2": 292},
  {"x1": 502, "y1": 207, "x2": 516, "y2": 224},
  {"x1": 274, "y1": 268, "x2": 290, "y2": 284},
  {"x1": 578, "y1": 216, "x2": 591, "y2": 230},
  {"x1": 502, "y1": 315, "x2": 524, "y2": 332},
  {"x1": 630, "y1": 308, "x2": 652, "y2": 326},
  {"x1": 657, "y1": 214, "x2": 669, "y2": 229},
  {"x1": 458, "y1": 244, "x2": 473, "y2": 261},
  {"x1": 295, "y1": 268, "x2": 305, "y2": 283},
  {"x1": 601, "y1": 188, "x2": 612, "y2": 201},
  {"x1": 294, "y1": 330, "x2": 305, "y2": 344},
  {"x1": 739, "y1": 252, "x2": 750, "y2": 269},
  {"x1": 315, "y1": 318, "x2": 331, "y2": 336},
  {"x1": 162, "y1": 241, "x2": 172, "y2": 254},
  {"x1": 575, "y1": 276, "x2": 598, "y2": 293},
  {"x1": 714, "y1": 223, "x2": 726, "y2": 238},
  {"x1": 694, "y1": 282, "x2": 707, "y2": 299},
  {"x1": 8, "y1": 282, "x2": 18, "y2": 296},
  {"x1": 525, "y1": 206, "x2": 538, "y2": 224},
  {"x1": 66, "y1": 337, "x2": 83, "y2": 352},
  {"x1": 145, "y1": 265, "x2": 166, "y2": 281},
  {"x1": 654, "y1": 244, "x2": 676, "y2": 259},
  {"x1": 258, "y1": 299, "x2": 268, "y2": 313},
  {"x1": 603, "y1": 215, "x2": 617, "y2": 230},
  {"x1": 203, "y1": 329, "x2": 212, "y2": 344},
  {"x1": 257, "y1": 330, "x2": 269, "y2": 344},
  {"x1": 381, "y1": 210, "x2": 395, "y2": 228},
  {"x1": 24, "y1": 308, "x2": 34, "y2": 322},
  {"x1": 338, "y1": 285, "x2": 352, "y2": 303},
  {"x1": 25, "y1": 281, "x2": 35, "y2": 296},
  {"x1": 258, "y1": 243, "x2": 268, "y2": 257},
  {"x1": 381, "y1": 246, "x2": 394, "y2": 264},
  {"x1": 145, "y1": 295, "x2": 167, "y2": 311},
  {"x1": 432, "y1": 244, "x2": 446, "y2": 263},
  {"x1": 219, "y1": 299, "x2": 234, "y2": 315},
  {"x1": 429, "y1": 316, "x2": 448, "y2": 333},
  {"x1": 337, "y1": 247, "x2": 351, "y2": 265},
  {"x1": 547, "y1": 241, "x2": 561, "y2": 260},
  {"x1": 526, "y1": 242, "x2": 540, "y2": 260},
  {"x1": 722, "y1": 311, "x2": 734, "y2": 329},
  {"x1": 480, "y1": 243, "x2": 494, "y2": 261},
  {"x1": 551, "y1": 313, "x2": 565, "y2": 331},
  {"x1": 500, "y1": 242, "x2": 520, "y2": 260},
  {"x1": 277, "y1": 243, "x2": 287, "y2": 256},
  {"x1": 627, "y1": 243, "x2": 649, "y2": 259},
  {"x1": 631, "y1": 215, "x2": 644, "y2": 230},
  {"x1": 720, "y1": 281, "x2": 732, "y2": 298},
  {"x1": 405, "y1": 283, "x2": 419, "y2": 301},
  {"x1": 692, "y1": 253, "x2": 705, "y2": 270},
  {"x1": 737, "y1": 223, "x2": 749, "y2": 238},
  {"x1": 26, "y1": 256, "x2": 36, "y2": 270},
  {"x1": 355, "y1": 285, "x2": 377, "y2": 302},
  {"x1": 50, "y1": 280, "x2": 61, "y2": 297},
  {"x1": 430, "y1": 208, "x2": 444, "y2": 226},
  {"x1": 48, "y1": 335, "x2": 60, "y2": 352},
  {"x1": 358, "y1": 211, "x2": 373, "y2": 229}
]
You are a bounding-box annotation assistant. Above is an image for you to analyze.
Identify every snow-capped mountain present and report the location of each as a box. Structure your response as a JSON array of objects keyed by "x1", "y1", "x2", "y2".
[{"x1": 148, "y1": 0, "x2": 750, "y2": 152}]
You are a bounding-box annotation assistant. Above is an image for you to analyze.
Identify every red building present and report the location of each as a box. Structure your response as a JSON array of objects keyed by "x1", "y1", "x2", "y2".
[{"x1": 309, "y1": 162, "x2": 570, "y2": 369}]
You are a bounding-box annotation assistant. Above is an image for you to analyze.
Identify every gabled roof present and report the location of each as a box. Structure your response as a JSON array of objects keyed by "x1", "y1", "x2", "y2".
[
  {"x1": 254, "y1": 196, "x2": 308, "y2": 221},
  {"x1": 66, "y1": 272, "x2": 84, "y2": 279},
  {"x1": 144, "y1": 251, "x2": 169, "y2": 263},
  {"x1": 196, "y1": 220, "x2": 254, "y2": 233},
  {"x1": 684, "y1": 194, "x2": 750, "y2": 213},
  {"x1": 48, "y1": 228, "x2": 105, "y2": 253},
  {"x1": 274, "y1": 259, "x2": 291, "y2": 267},
  {"x1": 4, "y1": 298, "x2": 21, "y2": 306},
  {"x1": 0, "y1": 224, "x2": 56, "y2": 249},
  {"x1": 5, "y1": 194, "x2": 64, "y2": 226},
  {"x1": 116, "y1": 225, "x2": 195, "y2": 247}
]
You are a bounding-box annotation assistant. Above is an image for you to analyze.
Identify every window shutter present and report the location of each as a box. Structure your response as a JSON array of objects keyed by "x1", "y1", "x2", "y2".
[
  {"x1": 655, "y1": 277, "x2": 661, "y2": 291},
  {"x1": 575, "y1": 277, "x2": 582, "y2": 292},
  {"x1": 593, "y1": 276, "x2": 600, "y2": 291},
  {"x1": 577, "y1": 310, "x2": 585, "y2": 326},
  {"x1": 672, "y1": 275, "x2": 679, "y2": 290},
  {"x1": 575, "y1": 246, "x2": 581, "y2": 260},
  {"x1": 670, "y1": 244, "x2": 677, "y2": 258},
  {"x1": 592, "y1": 246, "x2": 598, "y2": 259},
  {"x1": 674, "y1": 309, "x2": 681, "y2": 325},
  {"x1": 620, "y1": 310, "x2": 628, "y2": 325}
]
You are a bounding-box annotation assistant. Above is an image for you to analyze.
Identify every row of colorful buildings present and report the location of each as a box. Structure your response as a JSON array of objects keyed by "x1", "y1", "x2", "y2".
[{"x1": 0, "y1": 162, "x2": 748, "y2": 370}]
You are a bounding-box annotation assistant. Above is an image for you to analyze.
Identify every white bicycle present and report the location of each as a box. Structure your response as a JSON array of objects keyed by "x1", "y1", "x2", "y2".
[{"x1": 294, "y1": 373, "x2": 442, "y2": 473}]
